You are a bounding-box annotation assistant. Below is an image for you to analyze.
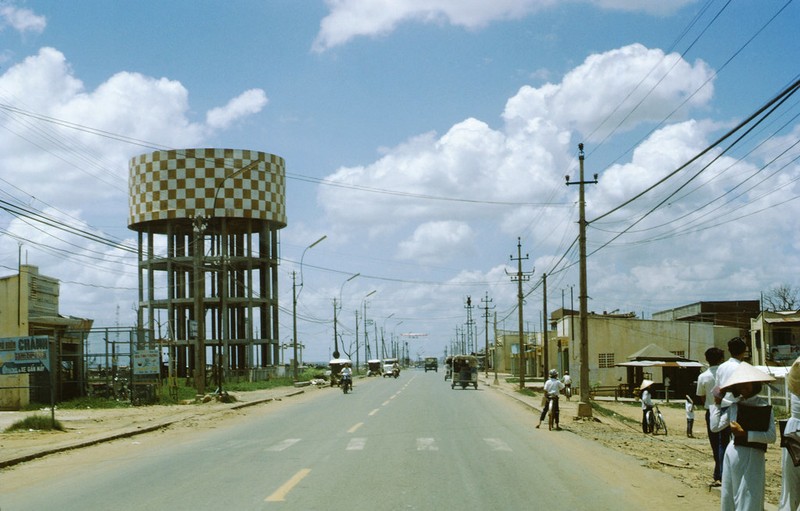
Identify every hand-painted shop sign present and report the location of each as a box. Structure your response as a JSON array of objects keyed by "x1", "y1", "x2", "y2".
[
  {"x1": 133, "y1": 348, "x2": 160, "y2": 375},
  {"x1": 0, "y1": 335, "x2": 51, "y2": 374}
]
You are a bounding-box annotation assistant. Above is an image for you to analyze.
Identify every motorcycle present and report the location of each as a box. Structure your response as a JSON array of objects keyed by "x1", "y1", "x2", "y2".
[
  {"x1": 391, "y1": 368, "x2": 399, "y2": 379},
  {"x1": 341, "y1": 374, "x2": 352, "y2": 394}
]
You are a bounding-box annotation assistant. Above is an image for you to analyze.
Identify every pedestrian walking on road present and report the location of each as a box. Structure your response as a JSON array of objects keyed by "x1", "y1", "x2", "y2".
[
  {"x1": 537, "y1": 369, "x2": 565, "y2": 431},
  {"x1": 640, "y1": 379, "x2": 654, "y2": 434},
  {"x1": 779, "y1": 357, "x2": 800, "y2": 511},
  {"x1": 685, "y1": 395, "x2": 695, "y2": 438},
  {"x1": 696, "y1": 346, "x2": 725, "y2": 486},
  {"x1": 711, "y1": 362, "x2": 776, "y2": 511}
]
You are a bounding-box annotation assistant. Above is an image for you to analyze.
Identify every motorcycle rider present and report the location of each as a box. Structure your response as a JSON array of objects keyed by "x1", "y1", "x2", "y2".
[
  {"x1": 392, "y1": 361, "x2": 400, "y2": 377},
  {"x1": 340, "y1": 363, "x2": 353, "y2": 391},
  {"x1": 562, "y1": 371, "x2": 572, "y2": 400}
]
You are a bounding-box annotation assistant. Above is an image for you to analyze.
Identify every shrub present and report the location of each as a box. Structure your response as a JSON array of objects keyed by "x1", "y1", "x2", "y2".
[{"x1": 5, "y1": 414, "x2": 64, "y2": 433}]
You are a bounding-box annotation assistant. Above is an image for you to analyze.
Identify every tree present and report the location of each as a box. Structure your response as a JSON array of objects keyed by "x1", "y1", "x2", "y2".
[{"x1": 763, "y1": 284, "x2": 800, "y2": 311}]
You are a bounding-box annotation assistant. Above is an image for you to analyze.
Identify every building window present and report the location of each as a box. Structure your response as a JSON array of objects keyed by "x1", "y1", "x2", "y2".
[
  {"x1": 671, "y1": 350, "x2": 685, "y2": 359},
  {"x1": 598, "y1": 352, "x2": 615, "y2": 368}
]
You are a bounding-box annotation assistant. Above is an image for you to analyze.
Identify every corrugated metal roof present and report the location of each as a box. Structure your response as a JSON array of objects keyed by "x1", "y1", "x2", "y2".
[{"x1": 616, "y1": 360, "x2": 703, "y2": 368}]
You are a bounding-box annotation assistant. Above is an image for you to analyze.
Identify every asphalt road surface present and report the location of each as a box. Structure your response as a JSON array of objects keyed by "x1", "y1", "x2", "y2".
[{"x1": 0, "y1": 370, "x2": 715, "y2": 510}]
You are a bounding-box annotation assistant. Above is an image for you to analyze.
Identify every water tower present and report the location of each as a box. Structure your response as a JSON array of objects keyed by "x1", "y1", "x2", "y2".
[{"x1": 128, "y1": 148, "x2": 286, "y2": 391}]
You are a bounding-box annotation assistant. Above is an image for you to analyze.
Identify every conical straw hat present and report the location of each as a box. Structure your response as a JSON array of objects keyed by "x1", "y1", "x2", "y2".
[
  {"x1": 720, "y1": 361, "x2": 775, "y2": 391},
  {"x1": 639, "y1": 379, "x2": 654, "y2": 390},
  {"x1": 788, "y1": 357, "x2": 800, "y2": 396}
]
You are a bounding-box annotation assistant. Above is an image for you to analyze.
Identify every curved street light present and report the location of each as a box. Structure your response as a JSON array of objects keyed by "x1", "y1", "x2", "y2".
[
  {"x1": 292, "y1": 235, "x2": 326, "y2": 381},
  {"x1": 333, "y1": 273, "x2": 360, "y2": 359}
]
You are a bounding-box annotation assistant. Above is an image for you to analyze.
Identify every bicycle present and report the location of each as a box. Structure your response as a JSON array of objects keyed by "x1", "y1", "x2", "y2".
[{"x1": 647, "y1": 405, "x2": 668, "y2": 435}]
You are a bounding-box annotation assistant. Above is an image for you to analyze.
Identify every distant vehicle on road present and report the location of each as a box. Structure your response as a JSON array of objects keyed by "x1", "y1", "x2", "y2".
[
  {"x1": 424, "y1": 357, "x2": 438, "y2": 372},
  {"x1": 367, "y1": 359, "x2": 382, "y2": 376},
  {"x1": 451, "y1": 355, "x2": 478, "y2": 389},
  {"x1": 383, "y1": 358, "x2": 400, "y2": 378}
]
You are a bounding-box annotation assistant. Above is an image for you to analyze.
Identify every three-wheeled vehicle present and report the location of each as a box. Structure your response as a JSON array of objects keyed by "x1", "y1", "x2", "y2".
[
  {"x1": 329, "y1": 357, "x2": 351, "y2": 387},
  {"x1": 382, "y1": 358, "x2": 400, "y2": 378},
  {"x1": 367, "y1": 359, "x2": 382, "y2": 377},
  {"x1": 450, "y1": 355, "x2": 478, "y2": 389},
  {"x1": 444, "y1": 356, "x2": 453, "y2": 381}
]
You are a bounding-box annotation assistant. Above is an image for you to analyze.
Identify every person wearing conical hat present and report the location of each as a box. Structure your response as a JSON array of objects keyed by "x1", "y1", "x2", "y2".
[
  {"x1": 639, "y1": 379, "x2": 654, "y2": 434},
  {"x1": 712, "y1": 337, "x2": 749, "y2": 486},
  {"x1": 710, "y1": 362, "x2": 776, "y2": 511},
  {"x1": 779, "y1": 357, "x2": 800, "y2": 511}
]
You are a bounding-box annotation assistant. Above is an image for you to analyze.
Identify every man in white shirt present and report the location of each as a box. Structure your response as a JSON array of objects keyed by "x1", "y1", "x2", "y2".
[
  {"x1": 712, "y1": 337, "x2": 749, "y2": 487},
  {"x1": 696, "y1": 346, "x2": 725, "y2": 486},
  {"x1": 537, "y1": 369, "x2": 565, "y2": 430}
]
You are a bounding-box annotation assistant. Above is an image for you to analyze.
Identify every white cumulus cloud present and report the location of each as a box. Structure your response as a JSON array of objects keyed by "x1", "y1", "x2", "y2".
[
  {"x1": 397, "y1": 221, "x2": 473, "y2": 263},
  {"x1": 1, "y1": 5, "x2": 46, "y2": 34},
  {"x1": 313, "y1": 0, "x2": 696, "y2": 51},
  {"x1": 206, "y1": 88, "x2": 268, "y2": 130}
]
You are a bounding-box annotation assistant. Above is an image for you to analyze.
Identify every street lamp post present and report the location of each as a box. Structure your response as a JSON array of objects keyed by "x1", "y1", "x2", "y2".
[
  {"x1": 293, "y1": 235, "x2": 326, "y2": 381},
  {"x1": 333, "y1": 273, "x2": 360, "y2": 359},
  {"x1": 363, "y1": 290, "x2": 376, "y2": 364}
]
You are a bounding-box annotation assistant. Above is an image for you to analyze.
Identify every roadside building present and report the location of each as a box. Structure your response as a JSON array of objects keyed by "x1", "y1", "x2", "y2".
[
  {"x1": 749, "y1": 310, "x2": 800, "y2": 366},
  {"x1": 491, "y1": 301, "x2": 759, "y2": 399},
  {"x1": 0, "y1": 265, "x2": 93, "y2": 408},
  {"x1": 549, "y1": 301, "x2": 758, "y2": 395}
]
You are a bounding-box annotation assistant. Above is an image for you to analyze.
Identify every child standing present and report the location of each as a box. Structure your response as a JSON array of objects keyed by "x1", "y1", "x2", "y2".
[{"x1": 686, "y1": 395, "x2": 695, "y2": 438}]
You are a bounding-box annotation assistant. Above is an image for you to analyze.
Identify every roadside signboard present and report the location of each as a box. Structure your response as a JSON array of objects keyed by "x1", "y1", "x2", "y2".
[{"x1": 0, "y1": 336, "x2": 50, "y2": 375}]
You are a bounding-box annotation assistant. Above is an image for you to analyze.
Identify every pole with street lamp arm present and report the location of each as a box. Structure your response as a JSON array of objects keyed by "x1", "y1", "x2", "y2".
[
  {"x1": 334, "y1": 273, "x2": 360, "y2": 359},
  {"x1": 292, "y1": 235, "x2": 326, "y2": 381}
]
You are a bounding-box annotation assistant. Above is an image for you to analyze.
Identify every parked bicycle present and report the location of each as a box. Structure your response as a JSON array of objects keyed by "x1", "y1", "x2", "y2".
[{"x1": 647, "y1": 405, "x2": 668, "y2": 435}]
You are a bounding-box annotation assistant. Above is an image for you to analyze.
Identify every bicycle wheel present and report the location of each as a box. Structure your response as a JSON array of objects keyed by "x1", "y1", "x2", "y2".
[{"x1": 657, "y1": 414, "x2": 668, "y2": 435}]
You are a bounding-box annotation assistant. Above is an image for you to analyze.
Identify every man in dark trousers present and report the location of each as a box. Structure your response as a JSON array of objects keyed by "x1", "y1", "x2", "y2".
[{"x1": 696, "y1": 346, "x2": 725, "y2": 486}]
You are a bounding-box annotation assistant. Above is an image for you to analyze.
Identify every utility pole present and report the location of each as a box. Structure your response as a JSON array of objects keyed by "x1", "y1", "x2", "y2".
[
  {"x1": 192, "y1": 215, "x2": 207, "y2": 395},
  {"x1": 542, "y1": 272, "x2": 549, "y2": 378},
  {"x1": 292, "y1": 271, "x2": 299, "y2": 381},
  {"x1": 355, "y1": 309, "x2": 360, "y2": 372},
  {"x1": 479, "y1": 292, "x2": 495, "y2": 378},
  {"x1": 332, "y1": 298, "x2": 340, "y2": 359},
  {"x1": 508, "y1": 237, "x2": 533, "y2": 390},
  {"x1": 493, "y1": 311, "x2": 499, "y2": 385},
  {"x1": 464, "y1": 296, "x2": 474, "y2": 354},
  {"x1": 566, "y1": 143, "x2": 598, "y2": 418}
]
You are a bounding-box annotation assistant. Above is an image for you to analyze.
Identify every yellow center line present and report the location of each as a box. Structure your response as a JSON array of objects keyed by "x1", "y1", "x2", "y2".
[
  {"x1": 348, "y1": 422, "x2": 364, "y2": 433},
  {"x1": 265, "y1": 468, "x2": 311, "y2": 502},
  {"x1": 369, "y1": 408, "x2": 380, "y2": 416}
]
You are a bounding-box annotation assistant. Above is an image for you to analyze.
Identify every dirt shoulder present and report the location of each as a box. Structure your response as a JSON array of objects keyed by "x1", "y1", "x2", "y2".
[
  {"x1": 0, "y1": 385, "x2": 315, "y2": 468},
  {"x1": 491, "y1": 379, "x2": 782, "y2": 509}
]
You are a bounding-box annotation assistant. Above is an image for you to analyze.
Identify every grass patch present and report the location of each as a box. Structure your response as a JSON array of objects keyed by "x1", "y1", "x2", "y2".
[{"x1": 5, "y1": 414, "x2": 64, "y2": 433}]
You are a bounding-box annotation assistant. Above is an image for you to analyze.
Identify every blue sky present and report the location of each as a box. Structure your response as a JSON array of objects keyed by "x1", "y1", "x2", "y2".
[{"x1": 0, "y1": 1, "x2": 798, "y2": 364}]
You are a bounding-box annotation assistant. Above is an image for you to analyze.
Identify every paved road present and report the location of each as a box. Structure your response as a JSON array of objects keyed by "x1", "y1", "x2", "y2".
[{"x1": 0, "y1": 371, "x2": 714, "y2": 510}]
